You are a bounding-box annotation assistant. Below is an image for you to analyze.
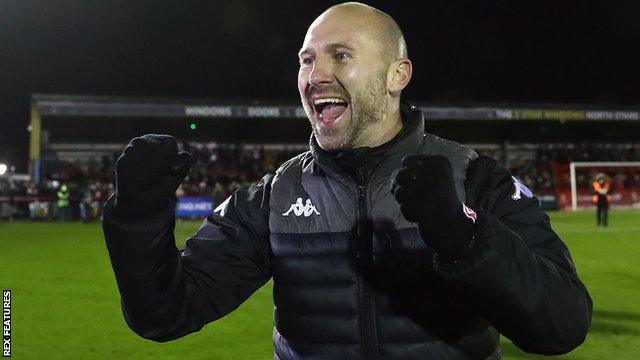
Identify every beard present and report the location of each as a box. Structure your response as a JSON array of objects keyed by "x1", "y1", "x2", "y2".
[{"x1": 302, "y1": 71, "x2": 388, "y2": 151}]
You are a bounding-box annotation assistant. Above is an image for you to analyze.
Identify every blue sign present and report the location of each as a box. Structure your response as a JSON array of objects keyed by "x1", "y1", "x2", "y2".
[{"x1": 175, "y1": 197, "x2": 214, "y2": 218}]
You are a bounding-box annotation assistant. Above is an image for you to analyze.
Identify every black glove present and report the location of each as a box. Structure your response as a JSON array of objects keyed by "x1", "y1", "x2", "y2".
[
  {"x1": 114, "y1": 134, "x2": 193, "y2": 219},
  {"x1": 390, "y1": 155, "x2": 476, "y2": 261}
]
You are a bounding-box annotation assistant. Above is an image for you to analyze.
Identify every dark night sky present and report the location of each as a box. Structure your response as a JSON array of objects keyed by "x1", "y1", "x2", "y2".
[{"x1": 1, "y1": 1, "x2": 639, "y2": 171}]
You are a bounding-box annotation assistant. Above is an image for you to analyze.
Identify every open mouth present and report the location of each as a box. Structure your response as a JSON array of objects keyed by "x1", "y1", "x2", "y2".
[{"x1": 312, "y1": 97, "x2": 349, "y2": 124}]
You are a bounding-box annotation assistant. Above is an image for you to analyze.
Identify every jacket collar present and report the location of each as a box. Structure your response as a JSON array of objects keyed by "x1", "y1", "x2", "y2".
[{"x1": 309, "y1": 103, "x2": 425, "y2": 184}]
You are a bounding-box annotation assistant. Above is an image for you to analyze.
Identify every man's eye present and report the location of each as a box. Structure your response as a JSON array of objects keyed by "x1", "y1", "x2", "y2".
[
  {"x1": 335, "y1": 52, "x2": 350, "y2": 60},
  {"x1": 300, "y1": 58, "x2": 314, "y2": 65}
]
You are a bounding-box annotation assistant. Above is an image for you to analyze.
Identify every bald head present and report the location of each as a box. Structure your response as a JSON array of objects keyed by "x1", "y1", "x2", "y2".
[
  {"x1": 298, "y1": 2, "x2": 413, "y2": 151},
  {"x1": 317, "y1": 2, "x2": 407, "y2": 63}
]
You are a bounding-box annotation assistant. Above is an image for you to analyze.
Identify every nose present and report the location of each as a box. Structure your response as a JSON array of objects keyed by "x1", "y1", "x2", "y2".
[{"x1": 308, "y1": 60, "x2": 334, "y2": 87}]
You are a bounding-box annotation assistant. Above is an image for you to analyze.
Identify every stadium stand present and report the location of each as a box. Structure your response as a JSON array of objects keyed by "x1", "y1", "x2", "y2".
[
  {"x1": 2, "y1": 95, "x2": 639, "y2": 220},
  {"x1": 2, "y1": 141, "x2": 638, "y2": 220}
]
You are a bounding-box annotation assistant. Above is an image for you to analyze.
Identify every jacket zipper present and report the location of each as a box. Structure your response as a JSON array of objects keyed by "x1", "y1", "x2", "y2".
[{"x1": 355, "y1": 165, "x2": 378, "y2": 360}]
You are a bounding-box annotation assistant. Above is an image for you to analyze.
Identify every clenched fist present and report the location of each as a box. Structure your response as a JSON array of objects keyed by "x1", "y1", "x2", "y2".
[
  {"x1": 115, "y1": 134, "x2": 193, "y2": 218},
  {"x1": 390, "y1": 155, "x2": 476, "y2": 261}
]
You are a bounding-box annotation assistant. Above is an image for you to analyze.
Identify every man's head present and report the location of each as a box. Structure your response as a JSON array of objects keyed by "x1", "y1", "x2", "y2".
[{"x1": 298, "y1": 2, "x2": 412, "y2": 151}]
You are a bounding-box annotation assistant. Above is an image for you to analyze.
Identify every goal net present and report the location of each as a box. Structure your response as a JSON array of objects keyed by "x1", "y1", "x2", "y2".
[{"x1": 553, "y1": 162, "x2": 640, "y2": 211}]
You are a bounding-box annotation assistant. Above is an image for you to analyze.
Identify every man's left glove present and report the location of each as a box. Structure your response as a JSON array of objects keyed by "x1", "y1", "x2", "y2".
[{"x1": 390, "y1": 155, "x2": 477, "y2": 261}]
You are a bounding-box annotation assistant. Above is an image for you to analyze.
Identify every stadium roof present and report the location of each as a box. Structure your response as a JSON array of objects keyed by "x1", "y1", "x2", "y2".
[{"x1": 32, "y1": 94, "x2": 640, "y2": 122}]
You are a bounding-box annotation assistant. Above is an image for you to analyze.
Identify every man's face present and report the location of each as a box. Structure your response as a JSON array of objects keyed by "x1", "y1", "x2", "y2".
[{"x1": 298, "y1": 12, "x2": 390, "y2": 151}]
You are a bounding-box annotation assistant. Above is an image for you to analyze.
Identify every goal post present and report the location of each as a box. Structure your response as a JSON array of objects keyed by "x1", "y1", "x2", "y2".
[{"x1": 568, "y1": 162, "x2": 640, "y2": 211}]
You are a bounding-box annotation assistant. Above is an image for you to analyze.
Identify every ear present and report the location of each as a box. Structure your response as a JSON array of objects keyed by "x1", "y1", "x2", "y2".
[{"x1": 387, "y1": 58, "x2": 412, "y2": 96}]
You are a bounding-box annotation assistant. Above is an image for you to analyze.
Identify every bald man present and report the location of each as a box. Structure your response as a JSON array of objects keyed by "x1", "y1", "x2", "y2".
[{"x1": 103, "y1": 2, "x2": 592, "y2": 359}]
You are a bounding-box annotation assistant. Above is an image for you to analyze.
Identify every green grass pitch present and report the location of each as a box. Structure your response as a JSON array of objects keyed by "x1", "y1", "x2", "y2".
[{"x1": 1, "y1": 210, "x2": 639, "y2": 359}]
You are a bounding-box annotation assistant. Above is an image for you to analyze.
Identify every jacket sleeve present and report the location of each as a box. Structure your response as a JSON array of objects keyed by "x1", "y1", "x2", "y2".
[
  {"x1": 102, "y1": 174, "x2": 273, "y2": 342},
  {"x1": 434, "y1": 156, "x2": 592, "y2": 355}
]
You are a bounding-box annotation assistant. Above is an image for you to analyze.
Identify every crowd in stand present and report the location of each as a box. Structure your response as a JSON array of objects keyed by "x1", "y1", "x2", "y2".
[
  {"x1": 0, "y1": 142, "x2": 304, "y2": 220},
  {"x1": 510, "y1": 143, "x2": 640, "y2": 194},
  {"x1": 1, "y1": 142, "x2": 639, "y2": 220},
  {"x1": 0, "y1": 163, "x2": 115, "y2": 221},
  {"x1": 176, "y1": 141, "x2": 304, "y2": 205}
]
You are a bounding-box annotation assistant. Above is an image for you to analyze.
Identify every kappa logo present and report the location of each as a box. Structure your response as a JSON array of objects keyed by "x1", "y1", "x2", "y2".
[
  {"x1": 282, "y1": 198, "x2": 320, "y2": 217},
  {"x1": 511, "y1": 176, "x2": 534, "y2": 200}
]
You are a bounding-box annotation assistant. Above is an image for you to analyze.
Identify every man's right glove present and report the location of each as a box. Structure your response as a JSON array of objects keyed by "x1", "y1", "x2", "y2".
[{"x1": 114, "y1": 134, "x2": 193, "y2": 219}]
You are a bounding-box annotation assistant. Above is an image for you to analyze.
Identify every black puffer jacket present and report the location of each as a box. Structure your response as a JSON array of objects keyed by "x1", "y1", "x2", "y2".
[{"x1": 103, "y1": 104, "x2": 592, "y2": 359}]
